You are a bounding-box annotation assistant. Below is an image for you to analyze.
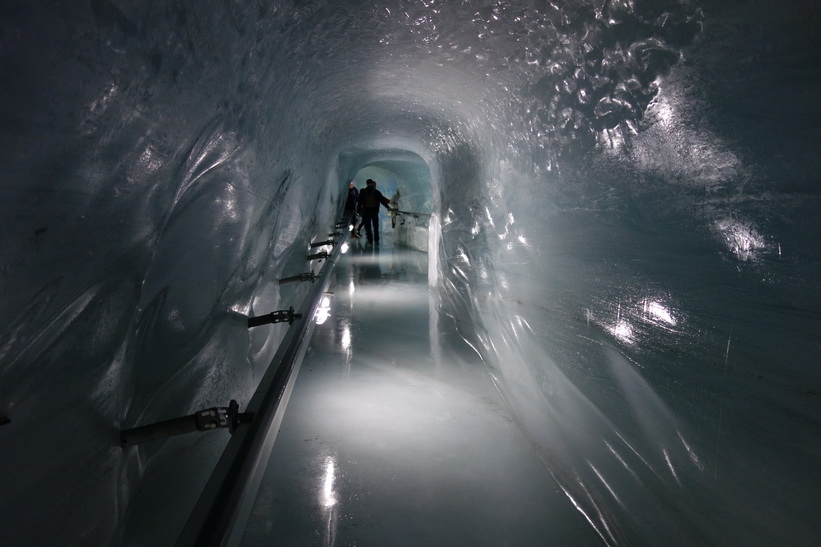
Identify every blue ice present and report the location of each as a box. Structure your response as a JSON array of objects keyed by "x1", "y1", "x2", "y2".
[{"x1": 0, "y1": 1, "x2": 819, "y2": 545}]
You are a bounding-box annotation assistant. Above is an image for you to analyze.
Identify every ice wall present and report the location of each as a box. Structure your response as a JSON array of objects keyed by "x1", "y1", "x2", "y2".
[{"x1": 0, "y1": 0, "x2": 819, "y2": 545}]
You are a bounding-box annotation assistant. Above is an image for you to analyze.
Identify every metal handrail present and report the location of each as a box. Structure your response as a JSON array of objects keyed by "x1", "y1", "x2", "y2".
[
  {"x1": 394, "y1": 209, "x2": 432, "y2": 217},
  {"x1": 176, "y1": 215, "x2": 352, "y2": 547}
]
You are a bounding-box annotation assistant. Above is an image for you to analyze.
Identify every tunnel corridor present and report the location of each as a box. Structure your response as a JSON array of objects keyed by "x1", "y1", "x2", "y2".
[
  {"x1": 239, "y1": 233, "x2": 598, "y2": 545},
  {"x1": 1, "y1": 1, "x2": 819, "y2": 545}
]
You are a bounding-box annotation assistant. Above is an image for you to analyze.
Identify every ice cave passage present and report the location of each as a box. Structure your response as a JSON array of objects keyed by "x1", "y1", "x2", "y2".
[{"x1": 0, "y1": 1, "x2": 819, "y2": 546}]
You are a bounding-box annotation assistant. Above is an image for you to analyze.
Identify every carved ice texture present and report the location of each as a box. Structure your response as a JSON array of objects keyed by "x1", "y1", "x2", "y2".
[{"x1": 0, "y1": 1, "x2": 818, "y2": 545}]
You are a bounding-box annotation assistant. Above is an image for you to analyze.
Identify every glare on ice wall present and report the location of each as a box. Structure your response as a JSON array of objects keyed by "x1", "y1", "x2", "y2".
[{"x1": 0, "y1": 1, "x2": 819, "y2": 545}]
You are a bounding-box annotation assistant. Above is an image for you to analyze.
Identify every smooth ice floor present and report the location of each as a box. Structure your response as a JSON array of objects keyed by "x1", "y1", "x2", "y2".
[{"x1": 240, "y1": 233, "x2": 599, "y2": 546}]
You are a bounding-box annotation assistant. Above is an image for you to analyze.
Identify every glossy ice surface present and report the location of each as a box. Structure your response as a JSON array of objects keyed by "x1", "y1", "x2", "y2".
[
  {"x1": 0, "y1": 0, "x2": 818, "y2": 545},
  {"x1": 242, "y1": 235, "x2": 599, "y2": 545}
]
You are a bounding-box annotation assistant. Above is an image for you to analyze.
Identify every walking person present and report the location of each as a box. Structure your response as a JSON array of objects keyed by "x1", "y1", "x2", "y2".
[
  {"x1": 343, "y1": 182, "x2": 360, "y2": 237},
  {"x1": 357, "y1": 178, "x2": 392, "y2": 245}
]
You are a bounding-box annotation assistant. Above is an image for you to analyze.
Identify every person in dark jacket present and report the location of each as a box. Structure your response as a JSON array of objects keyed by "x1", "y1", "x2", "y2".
[
  {"x1": 343, "y1": 182, "x2": 360, "y2": 237},
  {"x1": 357, "y1": 178, "x2": 392, "y2": 244},
  {"x1": 344, "y1": 181, "x2": 359, "y2": 214}
]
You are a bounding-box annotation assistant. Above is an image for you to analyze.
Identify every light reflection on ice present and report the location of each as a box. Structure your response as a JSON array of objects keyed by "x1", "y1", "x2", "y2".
[
  {"x1": 644, "y1": 300, "x2": 676, "y2": 327},
  {"x1": 318, "y1": 455, "x2": 339, "y2": 547},
  {"x1": 588, "y1": 462, "x2": 624, "y2": 508},
  {"x1": 662, "y1": 448, "x2": 681, "y2": 485},
  {"x1": 315, "y1": 296, "x2": 332, "y2": 325},
  {"x1": 340, "y1": 323, "x2": 352, "y2": 350},
  {"x1": 215, "y1": 185, "x2": 238, "y2": 221},
  {"x1": 320, "y1": 455, "x2": 338, "y2": 508},
  {"x1": 597, "y1": 118, "x2": 626, "y2": 151},
  {"x1": 630, "y1": 75, "x2": 742, "y2": 186},
  {"x1": 606, "y1": 320, "x2": 635, "y2": 345},
  {"x1": 230, "y1": 301, "x2": 251, "y2": 315},
  {"x1": 485, "y1": 206, "x2": 494, "y2": 226},
  {"x1": 651, "y1": 84, "x2": 675, "y2": 128},
  {"x1": 714, "y1": 217, "x2": 767, "y2": 261},
  {"x1": 7, "y1": 0, "x2": 815, "y2": 544},
  {"x1": 138, "y1": 145, "x2": 163, "y2": 173},
  {"x1": 499, "y1": 276, "x2": 509, "y2": 291},
  {"x1": 85, "y1": 82, "x2": 118, "y2": 121},
  {"x1": 677, "y1": 431, "x2": 704, "y2": 472},
  {"x1": 603, "y1": 440, "x2": 639, "y2": 481},
  {"x1": 591, "y1": 292, "x2": 683, "y2": 346}
]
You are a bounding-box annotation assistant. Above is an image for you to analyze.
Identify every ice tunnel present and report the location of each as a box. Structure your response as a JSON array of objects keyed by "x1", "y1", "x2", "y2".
[{"x1": 1, "y1": 0, "x2": 819, "y2": 545}]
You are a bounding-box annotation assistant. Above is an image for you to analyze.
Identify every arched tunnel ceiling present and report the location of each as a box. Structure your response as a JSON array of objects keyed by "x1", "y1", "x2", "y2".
[{"x1": 0, "y1": 1, "x2": 818, "y2": 545}]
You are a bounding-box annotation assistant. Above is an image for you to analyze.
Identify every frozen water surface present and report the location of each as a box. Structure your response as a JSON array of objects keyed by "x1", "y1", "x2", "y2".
[
  {"x1": 0, "y1": 0, "x2": 819, "y2": 545},
  {"x1": 242, "y1": 235, "x2": 599, "y2": 545}
]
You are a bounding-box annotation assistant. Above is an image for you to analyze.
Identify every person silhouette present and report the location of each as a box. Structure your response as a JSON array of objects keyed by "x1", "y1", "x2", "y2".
[
  {"x1": 344, "y1": 182, "x2": 360, "y2": 237},
  {"x1": 357, "y1": 178, "x2": 392, "y2": 244}
]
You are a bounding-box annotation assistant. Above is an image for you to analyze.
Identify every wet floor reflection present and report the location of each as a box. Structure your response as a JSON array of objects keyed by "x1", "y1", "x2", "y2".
[{"x1": 240, "y1": 234, "x2": 598, "y2": 546}]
